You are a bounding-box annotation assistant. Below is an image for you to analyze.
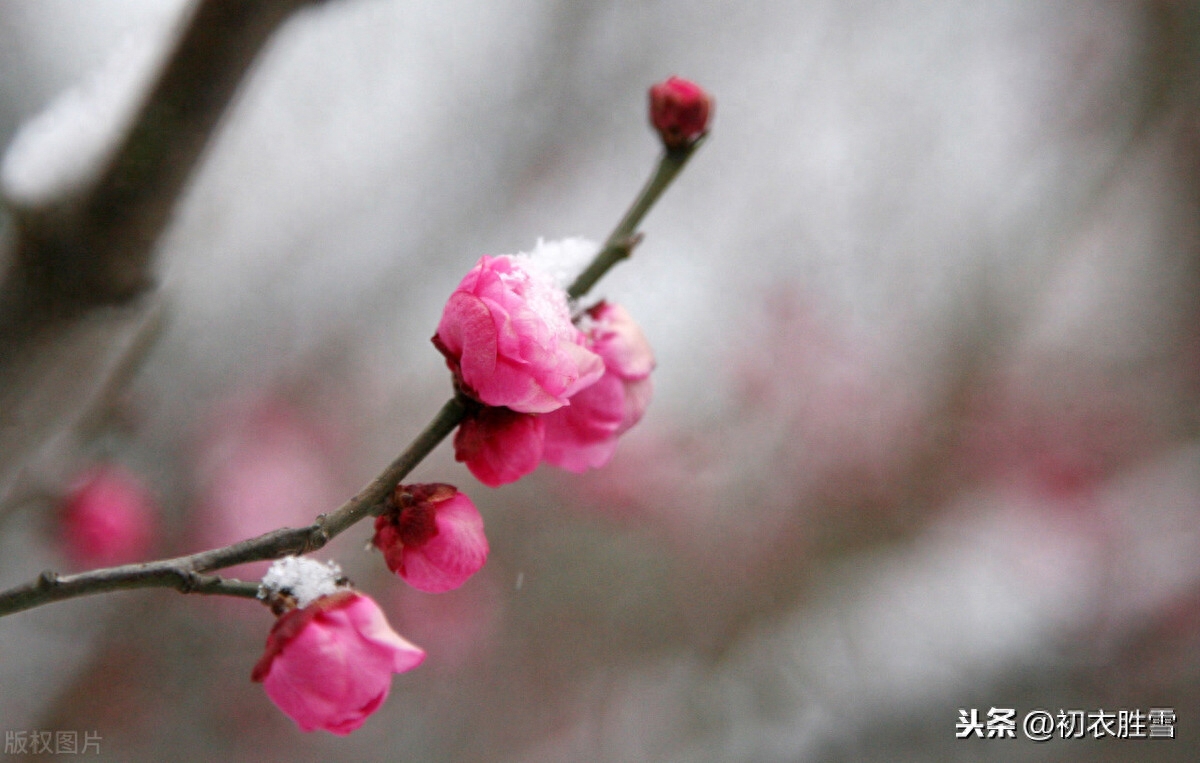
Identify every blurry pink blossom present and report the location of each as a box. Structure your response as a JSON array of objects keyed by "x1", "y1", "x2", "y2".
[
  {"x1": 648, "y1": 76, "x2": 712, "y2": 149},
  {"x1": 388, "y1": 573, "x2": 501, "y2": 671},
  {"x1": 434, "y1": 255, "x2": 603, "y2": 413},
  {"x1": 59, "y1": 465, "x2": 157, "y2": 568},
  {"x1": 958, "y1": 378, "x2": 1156, "y2": 505},
  {"x1": 193, "y1": 396, "x2": 345, "y2": 575},
  {"x1": 252, "y1": 590, "x2": 424, "y2": 735},
  {"x1": 373, "y1": 483, "x2": 489, "y2": 593},
  {"x1": 454, "y1": 405, "x2": 545, "y2": 487},
  {"x1": 543, "y1": 302, "x2": 655, "y2": 472}
]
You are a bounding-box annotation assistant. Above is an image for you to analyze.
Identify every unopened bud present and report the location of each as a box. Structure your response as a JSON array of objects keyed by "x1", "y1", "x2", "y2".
[{"x1": 648, "y1": 76, "x2": 712, "y2": 149}]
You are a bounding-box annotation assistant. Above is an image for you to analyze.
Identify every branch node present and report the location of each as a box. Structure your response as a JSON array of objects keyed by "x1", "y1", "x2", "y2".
[
  {"x1": 306, "y1": 525, "x2": 330, "y2": 552},
  {"x1": 619, "y1": 232, "x2": 645, "y2": 257},
  {"x1": 175, "y1": 568, "x2": 201, "y2": 593},
  {"x1": 36, "y1": 570, "x2": 59, "y2": 590}
]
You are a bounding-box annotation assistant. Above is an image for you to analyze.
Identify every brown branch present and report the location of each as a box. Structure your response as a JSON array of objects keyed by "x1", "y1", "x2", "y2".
[
  {"x1": 7, "y1": 0, "x2": 318, "y2": 307},
  {"x1": 0, "y1": 132, "x2": 709, "y2": 619},
  {"x1": 0, "y1": 569, "x2": 262, "y2": 614},
  {"x1": 0, "y1": 0, "x2": 317, "y2": 517}
]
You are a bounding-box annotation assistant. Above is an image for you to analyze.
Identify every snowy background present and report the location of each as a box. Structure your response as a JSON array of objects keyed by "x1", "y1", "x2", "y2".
[{"x1": 1, "y1": 0, "x2": 1198, "y2": 760}]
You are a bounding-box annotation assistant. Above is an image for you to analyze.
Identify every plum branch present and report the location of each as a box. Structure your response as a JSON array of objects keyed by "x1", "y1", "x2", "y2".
[
  {"x1": 0, "y1": 137, "x2": 705, "y2": 619},
  {"x1": 0, "y1": 0, "x2": 318, "y2": 515}
]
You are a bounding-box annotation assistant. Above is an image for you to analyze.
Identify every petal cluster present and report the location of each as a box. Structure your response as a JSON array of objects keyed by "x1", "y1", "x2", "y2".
[
  {"x1": 543, "y1": 302, "x2": 655, "y2": 472},
  {"x1": 252, "y1": 591, "x2": 425, "y2": 735},
  {"x1": 372, "y1": 484, "x2": 489, "y2": 593},
  {"x1": 434, "y1": 255, "x2": 603, "y2": 414},
  {"x1": 451, "y1": 299, "x2": 655, "y2": 485},
  {"x1": 59, "y1": 465, "x2": 157, "y2": 568}
]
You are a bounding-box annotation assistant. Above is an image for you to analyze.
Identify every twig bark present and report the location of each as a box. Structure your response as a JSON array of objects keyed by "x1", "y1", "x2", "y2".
[{"x1": 567, "y1": 140, "x2": 703, "y2": 300}]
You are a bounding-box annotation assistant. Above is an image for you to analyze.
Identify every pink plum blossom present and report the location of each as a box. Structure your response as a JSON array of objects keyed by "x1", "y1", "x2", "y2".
[
  {"x1": 434, "y1": 255, "x2": 603, "y2": 414},
  {"x1": 252, "y1": 590, "x2": 425, "y2": 735},
  {"x1": 648, "y1": 76, "x2": 712, "y2": 149},
  {"x1": 387, "y1": 574, "x2": 501, "y2": 670},
  {"x1": 59, "y1": 465, "x2": 157, "y2": 568},
  {"x1": 454, "y1": 404, "x2": 545, "y2": 487},
  {"x1": 192, "y1": 396, "x2": 346, "y2": 578},
  {"x1": 543, "y1": 302, "x2": 655, "y2": 472},
  {"x1": 372, "y1": 483, "x2": 489, "y2": 593}
]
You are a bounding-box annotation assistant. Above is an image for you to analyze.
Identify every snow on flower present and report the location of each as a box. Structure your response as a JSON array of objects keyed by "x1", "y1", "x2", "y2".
[
  {"x1": 251, "y1": 589, "x2": 424, "y2": 735},
  {"x1": 433, "y1": 250, "x2": 603, "y2": 414},
  {"x1": 372, "y1": 483, "x2": 489, "y2": 593},
  {"x1": 260, "y1": 556, "x2": 345, "y2": 608},
  {"x1": 543, "y1": 302, "x2": 655, "y2": 472},
  {"x1": 59, "y1": 464, "x2": 157, "y2": 568}
]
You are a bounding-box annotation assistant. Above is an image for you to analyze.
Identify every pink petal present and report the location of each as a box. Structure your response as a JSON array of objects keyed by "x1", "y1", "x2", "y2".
[
  {"x1": 542, "y1": 373, "x2": 626, "y2": 472},
  {"x1": 438, "y1": 293, "x2": 498, "y2": 384},
  {"x1": 401, "y1": 493, "x2": 489, "y2": 593},
  {"x1": 589, "y1": 303, "x2": 655, "y2": 380},
  {"x1": 60, "y1": 465, "x2": 157, "y2": 568},
  {"x1": 255, "y1": 593, "x2": 424, "y2": 735},
  {"x1": 454, "y1": 407, "x2": 545, "y2": 487},
  {"x1": 340, "y1": 594, "x2": 428, "y2": 672},
  {"x1": 618, "y1": 376, "x2": 654, "y2": 434}
]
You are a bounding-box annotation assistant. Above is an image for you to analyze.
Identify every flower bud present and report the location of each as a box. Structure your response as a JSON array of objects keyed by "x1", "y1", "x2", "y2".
[
  {"x1": 372, "y1": 484, "x2": 489, "y2": 593},
  {"x1": 252, "y1": 585, "x2": 424, "y2": 735},
  {"x1": 434, "y1": 254, "x2": 603, "y2": 414},
  {"x1": 543, "y1": 302, "x2": 655, "y2": 472},
  {"x1": 648, "y1": 76, "x2": 712, "y2": 149},
  {"x1": 454, "y1": 405, "x2": 545, "y2": 487},
  {"x1": 59, "y1": 465, "x2": 157, "y2": 568}
]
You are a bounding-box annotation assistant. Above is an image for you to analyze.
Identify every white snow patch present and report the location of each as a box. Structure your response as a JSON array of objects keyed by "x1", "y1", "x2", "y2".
[
  {"x1": 515, "y1": 236, "x2": 598, "y2": 291},
  {"x1": 495, "y1": 237, "x2": 597, "y2": 340},
  {"x1": 260, "y1": 556, "x2": 345, "y2": 607}
]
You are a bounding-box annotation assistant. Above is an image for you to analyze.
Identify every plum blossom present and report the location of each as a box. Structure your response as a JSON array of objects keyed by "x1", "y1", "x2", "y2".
[
  {"x1": 434, "y1": 254, "x2": 603, "y2": 413},
  {"x1": 253, "y1": 560, "x2": 424, "y2": 735},
  {"x1": 437, "y1": 245, "x2": 656, "y2": 485},
  {"x1": 59, "y1": 464, "x2": 157, "y2": 568},
  {"x1": 648, "y1": 76, "x2": 712, "y2": 149},
  {"x1": 543, "y1": 302, "x2": 655, "y2": 472},
  {"x1": 373, "y1": 483, "x2": 489, "y2": 593},
  {"x1": 453, "y1": 405, "x2": 545, "y2": 487},
  {"x1": 193, "y1": 396, "x2": 345, "y2": 578}
]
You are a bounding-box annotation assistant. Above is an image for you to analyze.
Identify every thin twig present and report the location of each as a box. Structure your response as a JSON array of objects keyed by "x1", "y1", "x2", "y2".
[
  {"x1": 568, "y1": 139, "x2": 704, "y2": 300},
  {"x1": 0, "y1": 569, "x2": 260, "y2": 615}
]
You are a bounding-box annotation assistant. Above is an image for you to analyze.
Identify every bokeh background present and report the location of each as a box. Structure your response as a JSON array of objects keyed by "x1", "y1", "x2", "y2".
[{"x1": 1, "y1": 0, "x2": 1199, "y2": 760}]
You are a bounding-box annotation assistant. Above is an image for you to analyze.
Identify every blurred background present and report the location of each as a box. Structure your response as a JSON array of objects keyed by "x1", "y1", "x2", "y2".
[{"x1": 1, "y1": 0, "x2": 1198, "y2": 760}]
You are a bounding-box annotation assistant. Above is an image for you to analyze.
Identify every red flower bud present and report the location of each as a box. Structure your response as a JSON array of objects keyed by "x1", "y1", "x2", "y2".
[
  {"x1": 648, "y1": 76, "x2": 712, "y2": 149},
  {"x1": 59, "y1": 465, "x2": 157, "y2": 567},
  {"x1": 453, "y1": 405, "x2": 545, "y2": 487},
  {"x1": 373, "y1": 484, "x2": 489, "y2": 593},
  {"x1": 252, "y1": 590, "x2": 424, "y2": 735}
]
